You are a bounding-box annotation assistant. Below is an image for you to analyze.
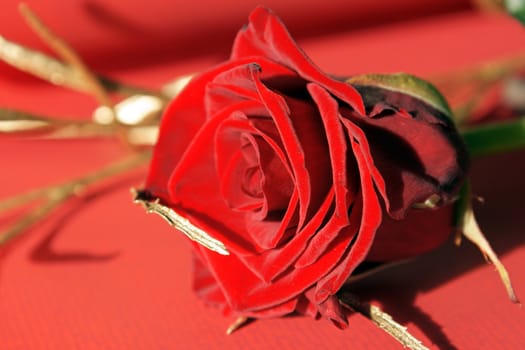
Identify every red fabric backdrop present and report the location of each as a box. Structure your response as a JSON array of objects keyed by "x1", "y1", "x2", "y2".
[{"x1": 1, "y1": 1, "x2": 525, "y2": 349}]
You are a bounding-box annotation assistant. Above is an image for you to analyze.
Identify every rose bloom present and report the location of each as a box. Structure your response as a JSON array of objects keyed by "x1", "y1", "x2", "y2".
[{"x1": 145, "y1": 7, "x2": 468, "y2": 326}]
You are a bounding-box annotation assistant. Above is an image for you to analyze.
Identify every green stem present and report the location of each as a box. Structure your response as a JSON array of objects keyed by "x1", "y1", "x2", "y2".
[{"x1": 461, "y1": 118, "x2": 525, "y2": 157}]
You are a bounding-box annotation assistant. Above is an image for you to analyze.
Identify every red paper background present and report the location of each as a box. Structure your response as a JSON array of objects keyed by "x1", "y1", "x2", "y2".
[{"x1": 1, "y1": 1, "x2": 525, "y2": 349}]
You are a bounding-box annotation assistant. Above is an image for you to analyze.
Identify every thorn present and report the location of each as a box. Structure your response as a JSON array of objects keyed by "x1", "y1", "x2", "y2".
[{"x1": 226, "y1": 316, "x2": 251, "y2": 335}]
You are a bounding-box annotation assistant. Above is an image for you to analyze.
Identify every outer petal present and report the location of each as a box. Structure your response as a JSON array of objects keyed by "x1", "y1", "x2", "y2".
[
  {"x1": 347, "y1": 85, "x2": 469, "y2": 218},
  {"x1": 314, "y1": 120, "x2": 383, "y2": 304},
  {"x1": 232, "y1": 6, "x2": 366, "y2": 115},
  {"x1": 294, "y1": 84, "x2": 356, "y2": 268},
  {"x1": 195, "y1": 213, "x2": 362, "y2": 313},
  {"x1": 366, "y1": 204, "x2": 455, "y2": 261}
]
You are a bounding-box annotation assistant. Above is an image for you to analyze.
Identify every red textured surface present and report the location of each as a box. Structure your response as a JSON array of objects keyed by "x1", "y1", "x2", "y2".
[{"x1": 1, "y1": 3, "x2": 525, "y2": 349}]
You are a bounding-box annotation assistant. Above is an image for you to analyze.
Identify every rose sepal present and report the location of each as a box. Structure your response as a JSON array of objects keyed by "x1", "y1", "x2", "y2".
[
  {"x1": 346, "y1": 73, "x2": 453, "y2": 119},
  {"x1": 454, "y1": 182, "x2": 519, "y2": 303}
]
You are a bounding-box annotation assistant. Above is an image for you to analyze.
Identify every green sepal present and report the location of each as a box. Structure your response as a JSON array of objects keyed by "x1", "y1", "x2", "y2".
[
  {"x1": 346, "y1": 73, "x2": 453, "y2": 119},
  {"x1": 453, "y1": 182, "x2": 471, "y2": 228}
]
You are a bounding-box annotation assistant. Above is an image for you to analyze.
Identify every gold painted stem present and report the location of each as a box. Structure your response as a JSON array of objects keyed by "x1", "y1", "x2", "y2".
[
  {"x1": 339, "y1": 293, "x2": 429, "y2": 350},
  {"x1": 0, "y1": 150, "x2": 151, "y2": 245}
]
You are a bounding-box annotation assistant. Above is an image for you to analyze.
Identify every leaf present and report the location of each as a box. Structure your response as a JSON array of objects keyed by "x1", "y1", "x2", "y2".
[
  {"x1": 461, "y1": 118, "x2": 525, "y2": 157},
  {"x1": 346, "y1": 73, "x2": 453, "y2": 119},
  {"x1": 505, "y1": 0, "x2": 525, "y2": 24}
]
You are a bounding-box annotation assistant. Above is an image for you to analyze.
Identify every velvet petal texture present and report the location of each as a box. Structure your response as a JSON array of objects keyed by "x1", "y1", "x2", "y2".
[{"x1": 145, "y1": 6, "x2": 468, "y2": 323}]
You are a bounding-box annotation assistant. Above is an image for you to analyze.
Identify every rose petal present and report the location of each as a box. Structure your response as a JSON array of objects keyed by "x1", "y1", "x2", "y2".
[
  {"x1": 218, "y1": 139, "x2": 264, "y2": 213},
  {"x1": 146, "y1": 57, "x2": 283, "y2": 201},
  {"x1": 294, "y1": 84, "x2": 356, "y2": 268},
  {"x1": 347, "y1": 85, "x2": 469, "y2": 218},
  {"x1": 205, "y1": 59, "x2": 295, "y2": 117},
  {"x1": 165, "y1": 96, "x2": 266, "y2": 255},
  {"x1": 192, "y1": 252, "x2": 229, "y2": 313},
  {"x1": 318, "y1": 296, "x2": 349, "y2": 329},
  {"x1": 244, "y1": 190, "x2": 299, "y2": 250},
  {"x1": 240, "y1": 188, "x2": 333, "y2": 283},
  {"x1": 197, "y1": 211, "x2": 361, "y2": 312},
  {"x1": 314, "y1": 127, "x2": 383, "y2": 303},
  {"x1": 232, "y1": 6, "x2": 366, "y2": 114},
  {"x1": 251, "y1": 68, "x2": 316, "y2": 228},
  {"x1": 366, "y1": 204, "x2": 454, "y2": 261},
  {"x1": 193, "y1": 246, "x2": 299, "y2": 318}
]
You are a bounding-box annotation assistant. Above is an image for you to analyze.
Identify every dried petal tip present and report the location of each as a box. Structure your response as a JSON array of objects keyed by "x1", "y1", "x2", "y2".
[
  {"x1": 412, "y1": 194, "x2": 442, "y2": 209},
  {"x1": 461, "y1": 206, "x2": 520, "y2": 304}
]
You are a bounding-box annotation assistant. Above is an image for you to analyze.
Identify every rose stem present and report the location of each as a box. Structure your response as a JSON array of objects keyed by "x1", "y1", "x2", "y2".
[
  {"x1": 338, "y1": 292, "x2": 429, "y2": 350},
  {"x1": 0, "y1": 150, "x2": 151, "y2": 245},
  {"x1": 460, "y1": 117, "x2": 525, "y2": 157}
]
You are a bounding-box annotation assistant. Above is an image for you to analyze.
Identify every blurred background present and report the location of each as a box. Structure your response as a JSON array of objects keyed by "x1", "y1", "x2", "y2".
[
  {"x1": 0, "y1": 0, "x2": 473, "y2": 72},
  {"x1": 1, "y1": 1, "x2": 525, "y2": 349}
]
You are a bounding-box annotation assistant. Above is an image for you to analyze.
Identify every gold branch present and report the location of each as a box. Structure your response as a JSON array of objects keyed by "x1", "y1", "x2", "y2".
[
  {"x1": 133, "y1": 190, "x2": 230, "y2": 256},
  {"x1": 0, "y1": 107, "x2": 159, "y2": 145},
  {"x1": 0, "y1": 34, "x2": 83, "y2": 89},
  {"x1": 0, "y1": 186, "x2": 73, "y2": 245},
  {"x1": 0, "y1": 108, "x2": 113, "y2": 136},
  {"x1": 339, "y1": 293, "x2": 429, "y2": 350},
  {"x1": 0, "y1": 150, "x2": 151, "y2": 246},
  {"x1": 0, "y1": 34, "x2": 165, "y2": 99},
  {"x1": 429, "y1": 52, "x2": 525, "y2": 124},
  {"x1": 18, "y1": 3, "x2": 113, "y2": 112}
]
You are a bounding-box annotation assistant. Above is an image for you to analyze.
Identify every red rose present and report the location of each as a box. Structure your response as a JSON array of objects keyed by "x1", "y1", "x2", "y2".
[{"x1": 144, "y1": 7, "x2": 468, "y2": 326}]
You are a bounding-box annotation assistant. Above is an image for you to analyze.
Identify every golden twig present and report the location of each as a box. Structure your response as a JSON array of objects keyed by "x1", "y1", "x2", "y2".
[
  {"x1": 0, "y1": 34, "x2": 82, "y2": 89},
  {"x1": 0, "y1": 186, "x2": 50, "y2": 213},
  {"x1": 0, "y1": 186, "x2": 73, "y2": 245},
  {"x1": 0, "y1": 150, "x2": 151, "y2": 246},
  {"x1": 18, "y1": 3, "x2": 113, "y2": 112},
  {"x1": 339, "y1": 293, "x2": 429, "y2": 350},
  {"x1": 429, "y1": 52, "x2": 525, "y2": 124},
  {"x1": 0, "y1": 106, "x2": 161, "y2": 145},
  {"x1": 0, "y1": 108, "x2": 115, "y2": 136},
  {"x1": 0, "y1": 34, "x2": 165, "y2": 99},
  {"x1": 133, "y1": 190, "x2": 230, "y2": 256},
  {"x1": 430, "y1": 52, "x2": 525, "y2": 88}
]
